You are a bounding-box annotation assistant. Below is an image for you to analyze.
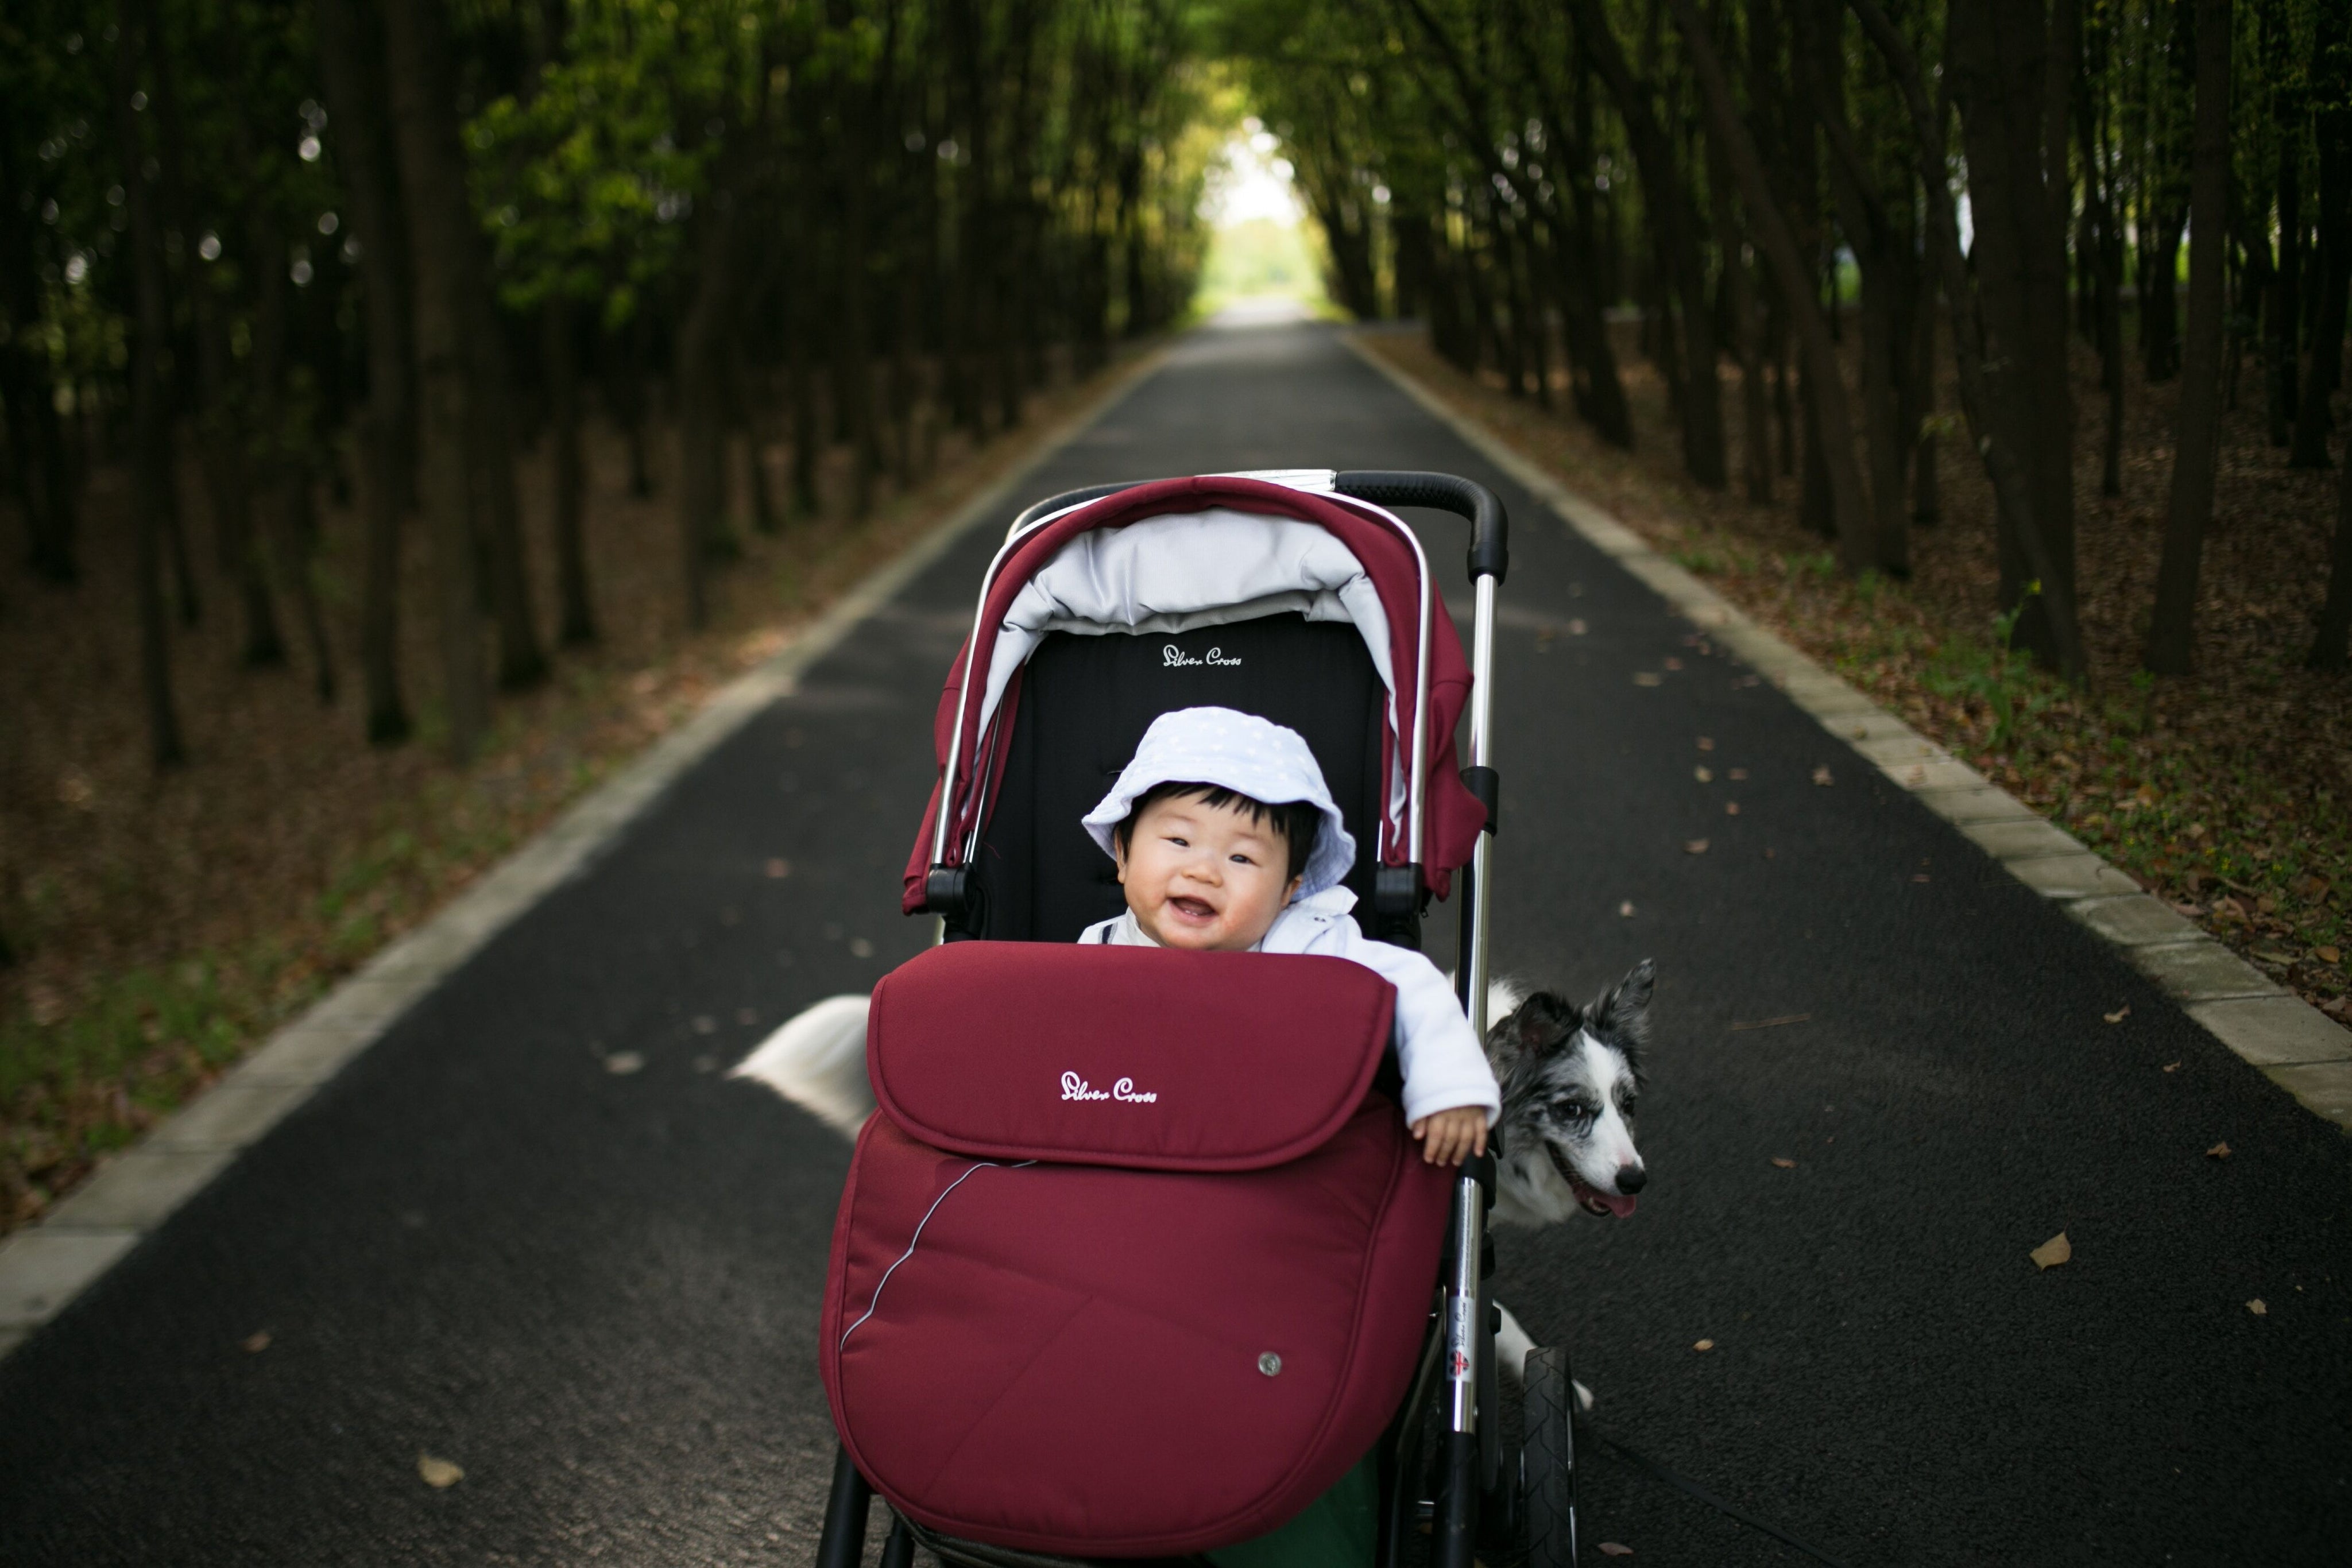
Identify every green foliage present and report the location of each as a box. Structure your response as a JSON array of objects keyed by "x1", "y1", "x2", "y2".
[
  {"x1": 1917, "y1": 598, "x2": 2057, "y2": 750},
  {"x1": 1197, "y1": 216, "x2": 1324, "y2": 303}
]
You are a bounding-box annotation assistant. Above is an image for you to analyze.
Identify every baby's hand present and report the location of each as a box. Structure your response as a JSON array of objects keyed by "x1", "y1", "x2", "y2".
[{"x1": 1410, "y1": 1106, "x2": 1490, "y2": 1167}]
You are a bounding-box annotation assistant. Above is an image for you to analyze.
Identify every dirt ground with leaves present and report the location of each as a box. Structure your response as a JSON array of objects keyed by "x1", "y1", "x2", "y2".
[
  {"x1": 1360, "y1": 324, "x2": 2349, "y2": 1025},
  {"x1": 0, "y1": 357, "x2": 1139, "y2": 1235}
]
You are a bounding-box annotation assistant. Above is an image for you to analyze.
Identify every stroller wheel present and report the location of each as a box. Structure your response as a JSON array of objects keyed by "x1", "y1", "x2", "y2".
[{"x1": 1521, "y1": 1345, "x2": 1580, "y2": 1568}]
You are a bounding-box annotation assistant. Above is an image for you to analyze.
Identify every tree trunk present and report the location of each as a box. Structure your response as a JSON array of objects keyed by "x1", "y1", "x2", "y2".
[
  {"x1": 1393, "y1": 208, "x2": 1434, "y2": 322},
  {"x1": 676, "y1": 183, "x2": 742, "y2": 628},
  {"x1": 1560, "y1": 71, "x2": 1634, "y2": 447},
  {"x1": 314, "y1": 0, "x2": 412, "y2": 743},
  {"x1": 111, "y1": 0, "x2": 185, "y2": 768},
  {"x1": 1911, "y1": 312, "x2": 1942, "y2": 527},
  {"x1": 1668, "y1": 0, "x2": 1871, "y2": 562},
  {"x1": 145, "y1": 0, "x2": 276, "y2": 664},
  {"x1": 1572, "y1": 0, "x2": 1727, "y2": 489},
  {"x1": 2310, "y1": 440, "x2": 2352, "y2": 667},
  {"x1": 463, "y1": 319, "x2": 544, "y2": 691},
  {"x1": 1809, "y1": 0, "x2": 1915, "y2": 572},
  {"x1": 2290, "y1": 1, "x2": 2349, "y2": 469},
  {"x1": 2075, "y1": 23, "x2": 2129, "y2": 498},
  {"x1": 2142, "y1": 0, "x2": 2195, "y2": 382},
  {"x1": 786, "y1": 264, "x2": 821, "y2": 517},
  {"x1": 2147, "y1": 0, "x2": 2235, "y2": 675},
  {"x1": 1708, "y1": 122, "x2": 1771, "y2": 502},
  {"x1": 0, "y1": 134, "x2": 78, "y2": 583},
  {"x1": 2265, "y1": 0, "x2": 2302, "y2": 446},
  {"x1": 380, "y1": 0, "x2": 489, "y2": 761},
  {"x1": 1947, "y1": 0, "x2": 2082, "y2": 670},
  {"x1": 1850, "y1": 0, "x2": 2088, "y2": 678},
  {"x1": 249, "y1": 225, "x2": 338, "y2": 704},
  {"x1": 543, "y1": 299, "x2": 595, "y2": 643}
]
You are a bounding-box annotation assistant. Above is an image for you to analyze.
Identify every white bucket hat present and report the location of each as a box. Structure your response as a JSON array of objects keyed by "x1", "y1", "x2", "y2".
[{"x1": 1082, "y1": 707, "x2": 1358, "y2": 897}]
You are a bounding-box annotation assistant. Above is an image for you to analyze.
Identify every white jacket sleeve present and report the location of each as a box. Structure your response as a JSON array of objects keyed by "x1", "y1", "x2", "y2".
[{"x1": 1341, "y1": 935, "x2": 1502, "y2": 1125}]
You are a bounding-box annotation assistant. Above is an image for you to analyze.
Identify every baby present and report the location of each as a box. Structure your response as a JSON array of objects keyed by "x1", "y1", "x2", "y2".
[{"x1": 1078, "y1": 706, "x2": 1499, "y2": 1166}]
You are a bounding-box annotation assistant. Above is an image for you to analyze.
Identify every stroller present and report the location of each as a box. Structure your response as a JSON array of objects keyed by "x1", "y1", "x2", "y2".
[{"x1": 813, "y1": 471, "x2": 1582, "y2": 1568}]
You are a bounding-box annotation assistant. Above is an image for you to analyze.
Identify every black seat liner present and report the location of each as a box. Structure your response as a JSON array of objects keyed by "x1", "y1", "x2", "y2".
[{"x1": 960, "y1": 613, "x2": 1386, "y2": 943}]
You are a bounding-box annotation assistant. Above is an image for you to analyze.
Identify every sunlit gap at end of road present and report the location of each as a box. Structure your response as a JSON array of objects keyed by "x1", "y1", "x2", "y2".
[{"x1": 1194, "y1": 116, "x2": 1322, "y2": 328}]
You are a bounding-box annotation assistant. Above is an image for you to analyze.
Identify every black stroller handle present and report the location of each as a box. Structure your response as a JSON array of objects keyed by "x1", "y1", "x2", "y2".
[
  {"x1": 1005, "y1": 472, "x2": 1509, "y2": 586},
  {"x1": 1331, "y1": 471, "x2": 1508, "y2": 586}
]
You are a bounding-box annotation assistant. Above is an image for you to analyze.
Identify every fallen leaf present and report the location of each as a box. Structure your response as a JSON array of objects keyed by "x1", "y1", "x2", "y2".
[
  {"x1": 2317, "y1": 945, "x2": 2342, "y2": 964},
  {"x1": 242, "y1": 1330, "x2": 271, "y2": 1353},
  {"x1": 1696, "y1": 736, "x2": 1715, "y2": 751},
  {"x1": 604, "y1": 1051, "x2": 645, "y2": 1075},
  {"x1": 764, "y1": 858, "x2": 792, "y2": 878},
  {"x1": 2206, "y1": 1141, "x2": 2231, "y2": 1159},
  {"x1": 2104, "y1": 1005, "x2": 2131, "y2": 1024},
  {"x1": 1618, "y1": 900, "x2": 1636, "y2": 917},
  {"x1": 1633, "y1": 671, "x2": 1664, "y2": 687},
  {"x1": 1812, "y1": 765, "x2": 1835, "y2": 786},
  {"x1": 1726, "y1": 801, "x2": 1740, "y2": 815},
  {"x1": 1684, "y1": 838, "x2": 1710, "y2": 854},
  {"x1": 2254, "y1": 948, "x2": 2296, "y2": 966},
  {"x1": 418, "y1": 1454, "x2": 465, "y2": 1489},
  {"x1": 2030, "y1": 1232, "x2": 2072, "y2": 1270},
  {"x1": 1695, "y1": 765, "x2": 1714, "y2": 783},
  {"x1": 1693, "y1": 1339, "x2": 1715, "y2": 1352},
  {"x1": 1771, "y1": 1157, "x2": 1797, "y2": 1169},
  {"x1": 1597, "y1": 1544, "x2": 1635, "y2": 1558},
  {"x1": 2247, "y1": 1299, "x2": 2267, "y2": 1315},
  {"x1": 2162, "y1": 1061, "x2": 2182, "y2": 1073}
]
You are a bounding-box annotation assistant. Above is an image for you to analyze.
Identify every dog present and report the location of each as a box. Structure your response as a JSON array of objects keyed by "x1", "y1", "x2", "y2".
[
  {"x1": 1480, "y1": 961, "x2": 1652, "y2": 1392},
  {"x1": 732, "y1": 960, "x2": 1654, "y2": 1396}
]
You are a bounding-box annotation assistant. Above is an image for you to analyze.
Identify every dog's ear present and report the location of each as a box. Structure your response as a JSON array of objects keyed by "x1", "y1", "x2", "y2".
[
  {"x1": 1585, "y1": 959, "x2": 1655, "y2": 1053},
  {"x1": 1503, "y1": 991, "x2": 1579, "y2": 1058}
]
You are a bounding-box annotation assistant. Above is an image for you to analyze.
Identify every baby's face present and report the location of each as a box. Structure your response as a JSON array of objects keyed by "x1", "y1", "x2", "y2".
[{"x1": 1114, "y1": 793, "x2": 1304, "y2": 952}]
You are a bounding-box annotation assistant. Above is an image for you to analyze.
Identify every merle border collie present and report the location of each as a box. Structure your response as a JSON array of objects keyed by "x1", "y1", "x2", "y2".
[{"x1": 731, "y1": 960, "x2": 1653, "y2": 1391}]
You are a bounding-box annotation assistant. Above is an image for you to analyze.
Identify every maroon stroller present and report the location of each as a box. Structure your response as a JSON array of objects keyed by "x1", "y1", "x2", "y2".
[{"x1": 814, "y1": 473, "x2": 1582, "y2": 1567}]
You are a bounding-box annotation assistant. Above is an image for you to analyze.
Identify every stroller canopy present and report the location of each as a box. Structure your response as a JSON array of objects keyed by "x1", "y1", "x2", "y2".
[{"x1": 902, "y1": 475, "x2": 1487, "y2": 923}]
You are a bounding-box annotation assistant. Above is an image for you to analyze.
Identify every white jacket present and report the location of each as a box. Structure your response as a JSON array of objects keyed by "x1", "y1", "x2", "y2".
[{"x1": 1078, "y1": 886, "x2": 1502, "y2": 1126}]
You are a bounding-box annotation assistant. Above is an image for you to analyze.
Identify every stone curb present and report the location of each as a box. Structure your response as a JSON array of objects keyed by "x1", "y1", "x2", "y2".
[
  {"x1": 0, "y1": 345, "x2": 1173, "y2": 1361},
  {"x1": 1342, "y1": 331, "x2": 2352, "y2": 1135}
]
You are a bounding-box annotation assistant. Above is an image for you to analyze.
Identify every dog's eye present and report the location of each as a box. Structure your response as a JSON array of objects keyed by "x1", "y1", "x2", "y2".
[{"x1": 1552, "y1": 1097, "x2": 1597, "y2": 1123}]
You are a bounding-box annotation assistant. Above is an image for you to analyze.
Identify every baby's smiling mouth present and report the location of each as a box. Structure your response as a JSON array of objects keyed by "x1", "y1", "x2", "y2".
[{"x1": 1167, "y1": 896, "x2": 1217, "y2": 920}]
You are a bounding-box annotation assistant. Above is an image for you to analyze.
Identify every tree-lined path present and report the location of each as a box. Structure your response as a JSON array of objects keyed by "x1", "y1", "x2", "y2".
[{"x1": 2, "y1": 320, "x2": 2346, "y2": 1565}]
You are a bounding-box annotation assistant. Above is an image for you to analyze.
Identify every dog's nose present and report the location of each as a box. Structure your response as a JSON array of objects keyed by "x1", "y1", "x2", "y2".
[{"x1": 1614, "y1": 1164, "x2": 1646, "y2": 1194}]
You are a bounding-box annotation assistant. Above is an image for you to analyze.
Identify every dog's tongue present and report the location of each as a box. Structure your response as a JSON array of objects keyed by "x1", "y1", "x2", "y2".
[{"x1": 1599, "y1": 1192, "x2": 1638, "y2": 1218}]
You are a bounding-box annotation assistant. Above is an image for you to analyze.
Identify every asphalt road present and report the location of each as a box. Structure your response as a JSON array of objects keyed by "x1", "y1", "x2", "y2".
[{"x1": 3, "y1": 322, "x2": 2346, "y2": 1566}]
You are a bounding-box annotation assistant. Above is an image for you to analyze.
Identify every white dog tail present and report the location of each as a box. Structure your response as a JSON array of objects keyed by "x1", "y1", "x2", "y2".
[{"x1": 730, "y1": 993, "x2": 875, "y2": 1139}]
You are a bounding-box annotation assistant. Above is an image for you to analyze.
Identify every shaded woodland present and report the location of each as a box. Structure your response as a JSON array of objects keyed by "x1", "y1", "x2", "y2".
[
  {"x1": 1, "y1": 0, "x2": 1212, "y2": 773},
  {"x1": 1224, "y1": 0, "x2": 2352, "y2": 686}
]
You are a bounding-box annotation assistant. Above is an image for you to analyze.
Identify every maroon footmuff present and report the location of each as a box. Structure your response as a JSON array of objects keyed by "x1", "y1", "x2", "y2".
[{"x1": 820, "y1": 940, "x2": 1453, "y2": 1558}]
